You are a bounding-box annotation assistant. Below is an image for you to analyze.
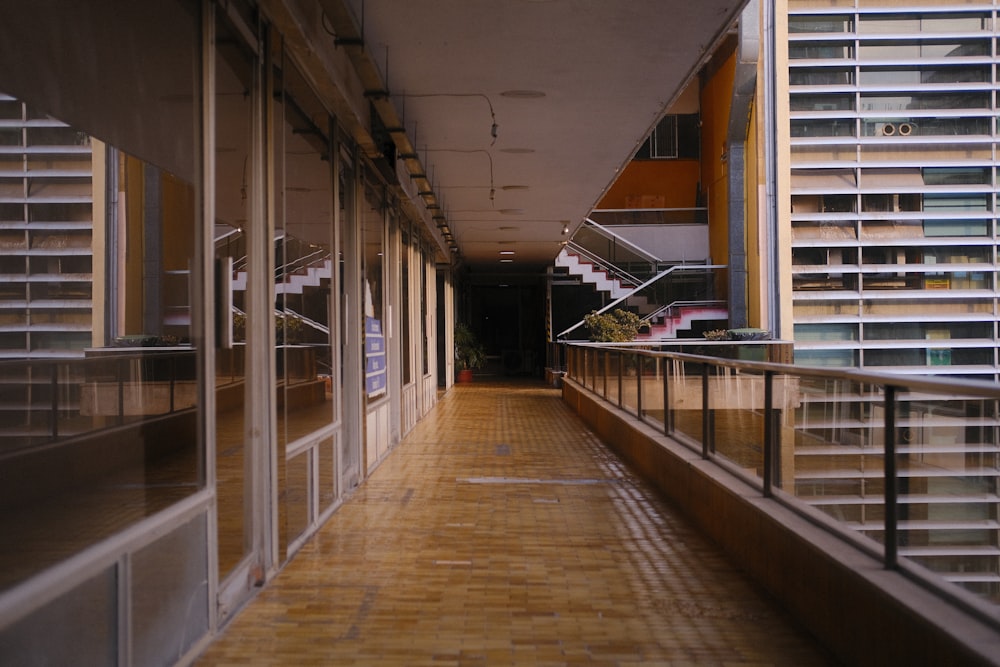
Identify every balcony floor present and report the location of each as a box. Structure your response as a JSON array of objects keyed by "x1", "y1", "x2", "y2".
[{"x1": 196, "y1": 379, "x2": 835, "y2": 666}]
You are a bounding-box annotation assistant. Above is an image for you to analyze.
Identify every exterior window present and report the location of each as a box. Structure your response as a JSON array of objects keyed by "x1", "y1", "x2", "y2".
[
  {"x1": 858, "y1": 39, "x2": 990, "y2": 60},
  {"x1": 857, "y1": 13, "x2": 990, "y2": 34},
  {"x1": 789, "y1": 41, "x2": 853, "y2": 60},
  {"x1": 791, "y1": 119, "x2": 855, "y2": 138},
  {"x1": 923, "y1": 167, "x2": 991, "y2": 186},
  {"x1": 790, "y1": 94, "x2": 854, "y2": 112},
  {"x1": 861, "y1": 93, "x2": 990, "y2": 112},
  {"x1": 795, "y1": 349, "x2": 858, "y2": 367},
  {"x1": 794, "y1": 323, "x2": 858, "y2": 341},
  {"x1": 634, "y1": 114, "x2": 699, "y2": 160},
  {"x1": 788, "y1": 15, "x2": 853, "y2": 33},
  {"x1": 790, "y1": 68, "x2": 854, "y2": 86},
  {"x1": 861, "y1": 117, "x2": 990, "y2": 137},
  {"x1": 924, "y1": 194, "x2": 990, "y2": 212}
]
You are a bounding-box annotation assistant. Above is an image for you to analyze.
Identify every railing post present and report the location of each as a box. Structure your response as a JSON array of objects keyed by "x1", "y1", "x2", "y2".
[
  {"x1": 636, "y1": 353, "x2": 643, "y2": 417},
  {"x1": 662, "y1": 356, "x2": 671, "y2": 436},
  {"x1": 50, "y1": 362, "x2": 59, "y2": 439},
  {"x1": 763, "y1": 370, "x2": 774, "y2": 497},
  {"x1": 118, "y1": 358, "x2": 126, "y2": 425},
  {"x1": 884, "y1": 384, "x2": 898, "y2": 570},
  {"x1": 617, "y1": 351, "x2": 623, "y2": 408},
  {"x1": 169, "y1": 354, "x2": 176, "y2": 413},
  {"x1": 701, "y1": 363, "x2": 711, "y2": 459}
]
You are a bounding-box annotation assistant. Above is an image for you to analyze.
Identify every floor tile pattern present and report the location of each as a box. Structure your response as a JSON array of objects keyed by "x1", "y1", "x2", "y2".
[{"x1": 197, "y1": 380, "x2": 834, "y2": 666}]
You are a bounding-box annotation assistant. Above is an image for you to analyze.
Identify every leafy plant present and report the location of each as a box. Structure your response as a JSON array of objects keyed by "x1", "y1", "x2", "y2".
[
  {"x1": 702, "y1": 327, "x2": 770, "y2": 341},
  {"x1": 584, "y1": 308, "x2": 642, "y2": 342},
  {"x1": 455, "y1": 322, "x2": 487, "y2": 370}
]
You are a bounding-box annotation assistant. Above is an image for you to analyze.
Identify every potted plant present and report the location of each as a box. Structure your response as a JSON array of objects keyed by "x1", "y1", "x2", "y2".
[{"x1": 455, "y1": 322, "x2": 486, "y2": 382}]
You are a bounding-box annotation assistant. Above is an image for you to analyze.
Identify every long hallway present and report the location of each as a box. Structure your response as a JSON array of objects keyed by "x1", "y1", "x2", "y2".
[{"x1": 196, "y1": 380, "x2": 834, "y2": 666}]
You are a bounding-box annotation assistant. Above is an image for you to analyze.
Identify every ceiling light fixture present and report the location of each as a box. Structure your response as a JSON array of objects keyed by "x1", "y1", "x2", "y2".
[
  {"x1": 499, "y1": 250, "x2": 515, "y2": 255},
  {"x1": 561, "y1": 223, "x2": 569, "y2": 235}
]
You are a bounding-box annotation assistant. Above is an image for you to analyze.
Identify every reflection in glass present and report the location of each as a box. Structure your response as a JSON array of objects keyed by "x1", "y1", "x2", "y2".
[
  {"x1": 363, "y1": 176, "x2": 386, "y2": 404},
  {"x1": 214, "y1": 13, "x2": 254, "y2": 580},
  {"x1": 0, "y1": 88, "x2": 201, "y2": 591}
]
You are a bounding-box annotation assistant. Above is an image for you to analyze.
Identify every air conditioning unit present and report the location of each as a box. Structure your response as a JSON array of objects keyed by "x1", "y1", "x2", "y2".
[
  {"x1": 897, "y1": 122, "x2": 916, "y2": 136},
  {"x1": 877, "y1": 122, "x2": 896, "y2": 136}
]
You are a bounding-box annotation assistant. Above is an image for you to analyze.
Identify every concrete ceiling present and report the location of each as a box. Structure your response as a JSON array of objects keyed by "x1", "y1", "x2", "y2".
[{"x1": 335, "y1": 0, "x2": 746, "y2": 274}]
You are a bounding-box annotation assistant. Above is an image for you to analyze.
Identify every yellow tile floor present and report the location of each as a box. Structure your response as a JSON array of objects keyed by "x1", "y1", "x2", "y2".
[{"x1": 197, "y1": 379, "x2": 835, "y2": 666}]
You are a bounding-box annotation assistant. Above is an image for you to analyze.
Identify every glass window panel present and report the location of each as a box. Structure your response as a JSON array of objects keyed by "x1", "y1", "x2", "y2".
[
  {"x1": 401, "y1": 230, "x2": 412, "y2": 385},
  {"x1": 794, "y1": 323, "x2": 859, "y2": 341},
  {"x1": 789, "y1": 15, "x2": 853, "y2": 33},
  {"x1": 791, "y1": 119, "x2": 856, "y2": 137},
  {"x1": 274, "y1": 59, "x2": 334, "y2": 449},
  {"x1": 285, "y1": 450, "x2": 311, "y2": 546},
  {"x1": 214, "y1": 8, "x2": 254, "y2": 581},
  {"x1": 421, "y1": 250, "x2": 429, "y2": 376},
  {"x1": 363, "y1": 176, "x2": 386, "y2": 402},
  {"x1": 789, "y1": 41, "x2": 854, "y2": 60},
  {"x1": 858, "y1": 13, "x2": 990, "y2": 34},
  {"x1": 0, "y1": 566, "x2": 116, "y2": 665},
  {"x1": 865, "y1": 321, "x2": 992, "y2": 341},
  {"x1": 858, "y1": 39, "x2": 990, "y2": 60},
  {"x1": 131, "y1": 514, "x2": 209, "y2": 667},
  {"x1": 790, "y1": 94, "x2": 855, "y2": 111},
  {"x1": 923, "y1": 167, "x2": 991, "y2": 185},
  {"x1": 924, "y1": 194, "x2": 990, "y2": 211},
  {"x1": 0, "y1": 0, "x2": 202, "y2": 590},
  {"x1": 791, "y1": 67, "x2": 855, "y2": 86},
  {"x1": 795, "y1": 349, "x2": 859, "y2": 367},
  {"x1": 319, "y1": 434, "x2": 336, "y2": 512}
]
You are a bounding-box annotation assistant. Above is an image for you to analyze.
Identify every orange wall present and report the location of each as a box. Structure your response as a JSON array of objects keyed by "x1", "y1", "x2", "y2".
[
  {"x1": 701, "y1": 52, "x2": 736, "y2": 268},
  {"x1": 599, "y1": 159, "x2": 700, "y2": 209}
]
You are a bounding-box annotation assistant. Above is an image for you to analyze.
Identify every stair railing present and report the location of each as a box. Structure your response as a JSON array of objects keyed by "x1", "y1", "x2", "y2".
[
  {"x1": 583, "y1": 217, "x2": 660, "y2": 265},
  {"x1": 571, "y1": 218, "x2": 659, "y2": 281},
  {"x1": 557, "y1": 263, "x2": 727, "y2": 340},
  {"x1": 641, "y1": 299, "x2": 728, "y2": 327},
  {"x1": 564, "y1": 240, "x2": 642, "y2": 289}
]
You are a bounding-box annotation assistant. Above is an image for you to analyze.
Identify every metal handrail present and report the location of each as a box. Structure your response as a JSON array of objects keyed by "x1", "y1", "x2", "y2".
[
  {"x1": 562, "y1": 341, "x2": 1000, "y2": 630},
  {"x1": 582, "y1": 217, "x2": 660, "y2": 265},
  {"x1": 563, "y1": 240, "x2": 642, "y2": 288},
  {"x1": 640, "y1": 299, "x2": 727, "y2": 325}
]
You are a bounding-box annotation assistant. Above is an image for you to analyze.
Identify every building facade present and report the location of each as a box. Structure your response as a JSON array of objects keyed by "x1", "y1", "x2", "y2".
[{"x1": 777, "y1": 0, "x2": 1000, "y2": 379}]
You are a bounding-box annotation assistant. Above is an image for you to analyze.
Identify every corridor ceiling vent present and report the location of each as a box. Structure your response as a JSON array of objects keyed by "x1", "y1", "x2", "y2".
[{"x1": 500, "y1": 90, "x2": 546, "y2": 99}]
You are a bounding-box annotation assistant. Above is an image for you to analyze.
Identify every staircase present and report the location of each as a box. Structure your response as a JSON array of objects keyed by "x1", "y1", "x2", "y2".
[
  {"x1": 555, "y1": 248, "x2": 635, "y2": 300},
  {"x1": 233, "y1": 258, "x2": 333, "y2": 295},
  {"x1": 636, "y1": 302, "x2": 729, "y2": 340},
  {"x1": 554, "y1": 217, "x2": 730, "y2": 341}
]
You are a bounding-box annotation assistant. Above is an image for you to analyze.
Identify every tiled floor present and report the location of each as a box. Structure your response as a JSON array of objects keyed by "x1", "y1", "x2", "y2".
[{"x1": 197, "y1": 379, "x2": 835, "y2": 666}]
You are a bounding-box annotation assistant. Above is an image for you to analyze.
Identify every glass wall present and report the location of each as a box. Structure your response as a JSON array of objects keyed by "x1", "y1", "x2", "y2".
[
  {"x1": 213, "y1": 6, "x2": 257, "y2": 582},
  {"x1": 273, "y1": 54, "x2": 337, "y2": 553},
  {"x1": 363, "y1": 176, "x2": 387, "y2": 403},
  {"x1": 0, "y1": 1, "x2": 207, "y2": 663}
]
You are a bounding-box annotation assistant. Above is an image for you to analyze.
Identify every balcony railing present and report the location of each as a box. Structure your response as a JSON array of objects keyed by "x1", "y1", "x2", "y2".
[{"x1": 563, "y1": 341, "x2": 1000, "y2": 629}]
